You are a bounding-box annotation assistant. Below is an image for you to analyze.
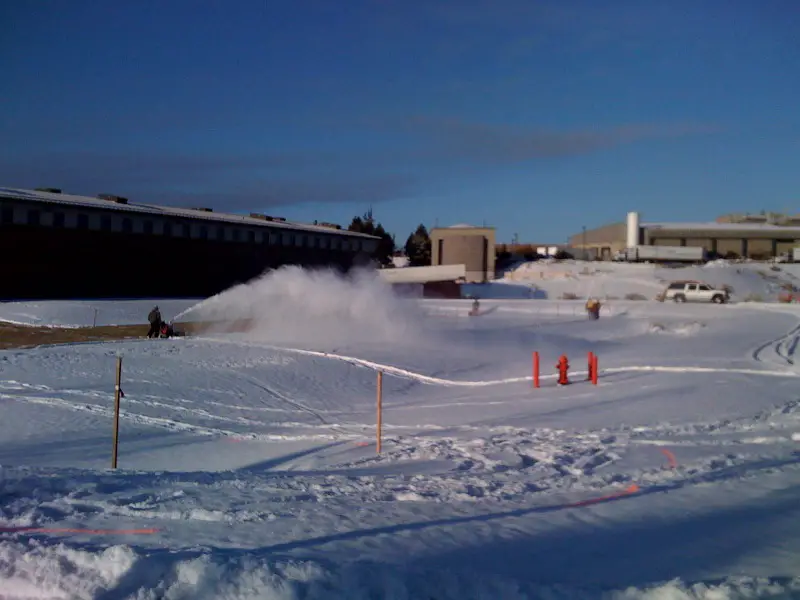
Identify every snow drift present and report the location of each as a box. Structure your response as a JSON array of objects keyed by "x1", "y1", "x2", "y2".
[{"x1": 3, "y1": 538, "x2": 799, "y2": 600}]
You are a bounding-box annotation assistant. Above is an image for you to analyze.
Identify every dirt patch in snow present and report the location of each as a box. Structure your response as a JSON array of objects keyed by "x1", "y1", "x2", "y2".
[{"x1": 0, "y1": 320, "x2": 245, "y2": 350}]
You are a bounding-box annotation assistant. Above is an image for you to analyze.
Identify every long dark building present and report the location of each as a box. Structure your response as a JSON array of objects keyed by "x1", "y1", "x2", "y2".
[{"x1": 0, "y1": 187, "x2": 380, "y2": 300}]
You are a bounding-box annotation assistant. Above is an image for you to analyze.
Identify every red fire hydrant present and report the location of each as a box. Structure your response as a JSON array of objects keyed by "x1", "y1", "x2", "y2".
[{"x1": 556, "y1": 354, "x2": 570, "y2": 385}]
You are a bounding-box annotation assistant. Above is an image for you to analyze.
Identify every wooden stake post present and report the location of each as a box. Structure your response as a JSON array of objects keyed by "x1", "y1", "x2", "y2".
[
  {"x1": 376, "y1": 371, "x2": 383, "y2": 454},
  {"x1": 111, "y1": 356, "x2": 122, "y2": 469},
  {"x1": 533, "y1": 352, "x2": 540, "y2": 388}
]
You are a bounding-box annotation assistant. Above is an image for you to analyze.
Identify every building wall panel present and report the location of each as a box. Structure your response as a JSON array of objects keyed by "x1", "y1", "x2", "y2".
[
  {"x1": 747, "y1": 238, "x2": 773, "y2": 258},
  {"x1": 0, "y1": 197, "x2": 374, "y2": 300},
  {"x1": 649, "y1": 237, "x2": 682, "y2": 246},
  {"x1": 684, "y1": 238, "x2": 713, "y2": 249},
  {"x1": 716, "y1": 238, "x2": 742, "y2": 255}
]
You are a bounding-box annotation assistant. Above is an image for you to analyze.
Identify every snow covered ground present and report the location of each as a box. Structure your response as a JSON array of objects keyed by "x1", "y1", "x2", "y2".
[
  {"x1": 0, "y1": 299, "x2": 201, "y2": 328},
  {"x1": 2, "y1": 267, "x2": 800, "y2": 598},
  {"x1": 464, "y1": 259, "x2": 800, "y2": 302}
]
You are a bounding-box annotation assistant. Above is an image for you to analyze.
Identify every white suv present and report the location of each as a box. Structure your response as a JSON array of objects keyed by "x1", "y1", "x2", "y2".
[{"x1": 661, "y1": 280, "x2": 729, "y2": 304}]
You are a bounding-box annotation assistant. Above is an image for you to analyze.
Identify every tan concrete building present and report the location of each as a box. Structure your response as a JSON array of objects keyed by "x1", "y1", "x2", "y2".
[
  {"x1": 570, "y1": 212, "x2": 800, "y2": 260},
  {"x1": 431, "y1": 224, "x2": 496, "y2": 282},
  {"x1": 642, "y1": 222, "x2": 800, "y2": 258},
  {"x1": 568, "y1": 222, "x2": 627, "y2": 260}
]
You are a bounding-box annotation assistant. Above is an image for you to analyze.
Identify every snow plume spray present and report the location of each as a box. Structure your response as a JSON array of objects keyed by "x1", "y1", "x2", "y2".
[{"x1": 174, "y1": 266, "x2": 428, "y2": 347}]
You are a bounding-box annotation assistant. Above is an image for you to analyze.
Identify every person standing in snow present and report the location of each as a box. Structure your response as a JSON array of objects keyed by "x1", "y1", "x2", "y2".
[{"x1": 147, "y1": 306, "x2": 162, "y2": 338}]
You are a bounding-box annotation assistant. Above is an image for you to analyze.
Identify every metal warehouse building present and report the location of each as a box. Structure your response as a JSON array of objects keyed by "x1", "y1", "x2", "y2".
[
  {"x1": 570, "y1": 211, "x2": 800, "y2": 260},
  {"x1": 0, "y1": 187, "x2": 379, "y2": 300},
  {"x1": 430, "y1": 224, "x2": 496, "y2": 282}
]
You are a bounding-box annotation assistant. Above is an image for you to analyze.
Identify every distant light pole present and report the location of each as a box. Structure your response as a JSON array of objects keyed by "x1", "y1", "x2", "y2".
[{"x1": 582, "y1": 225, "x2": 587, "y2": 260}]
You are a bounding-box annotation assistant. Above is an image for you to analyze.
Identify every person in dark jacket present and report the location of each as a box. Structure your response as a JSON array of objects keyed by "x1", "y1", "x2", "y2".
[{"x1": 147, "y1": 306, "x2": 162, "y2": 338}]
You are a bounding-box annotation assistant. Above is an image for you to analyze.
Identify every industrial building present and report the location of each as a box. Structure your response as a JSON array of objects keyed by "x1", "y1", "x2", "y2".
[
  {"x1": 570, "y1": 211, "x2": 800, "y2": 260},
  {"x1": 0, "y1": 186, "x2": 379, "y2": 300},
  {"x1": 430, "y1": 224, "x2": 496, "y2": 282}
]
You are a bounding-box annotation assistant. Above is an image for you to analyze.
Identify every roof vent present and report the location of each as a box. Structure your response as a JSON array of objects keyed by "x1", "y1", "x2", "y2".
[
  {"x1": 97, "y1": 193, "x2": 129, "y2": 204},
  {"x1": 35, "y1": 187, "x2": 62, "y2": 194},
  {"x1": 251, "y1": 213, "x2": 286, "y2": 222},
  {"x1": 316, "y1": 221, "x2": 342, "y2": 230}
]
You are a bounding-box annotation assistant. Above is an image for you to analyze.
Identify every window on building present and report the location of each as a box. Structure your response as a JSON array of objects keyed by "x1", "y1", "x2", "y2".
[
  {"x1": 296, "y1": 234, "x2": 305, "y2": 247},
  {"x1": 163, "y1": 222, "x2": 172, "y2": 237},
  {"x1": 52, "y1": 212, "x2": 65, "y2": 228},
  {"x1": 143, "y1": 220, "x2": 154, "y2": 235},
  {"x1": 27, "y1": 209, "x2": 41, "y2": 226},
  {"x1": 247, "y1": 230, "x2": 256, "y2": 243},
  {"x1": 175, "y1": 223, "x2": 187, "y2": 237},
  {"x1": 232, "y1": 228, "x2": 241, "y2": 242},
  {"x1": 77, "y1": 214, "x2": 89, "y2": 230},
  {"x1": 199, "y1": 226, "x2": 208, "y2": 240},
  {"x1": 1, "y1": 207, "x2": 13, "y2": 224},
  {"x1": 319, "y1": 236, "x2": 329, "y2": 249},
  {"x1": 101, "y1": 216, "x2": 112, "y2": 231},
  {"x1": 122, "y1": 218, "x2": 133, "y2": 233}
]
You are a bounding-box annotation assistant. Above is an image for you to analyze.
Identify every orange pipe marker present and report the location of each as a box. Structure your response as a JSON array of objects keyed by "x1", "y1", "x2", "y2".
[{"x1": 660, "y1": 448, "x2": 678, "y2": 469}]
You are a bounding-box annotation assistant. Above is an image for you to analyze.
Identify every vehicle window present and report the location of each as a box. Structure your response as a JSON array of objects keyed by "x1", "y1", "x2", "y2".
[
  {"x1": 668, "y1": 283, "x2": 684, "y2": 290},
  {"x1": 699, "y1": 285, "x2": 711, "y2": 291},
  {"x1": 687, "y1": 284, "x2": 697, "y2": 291}
]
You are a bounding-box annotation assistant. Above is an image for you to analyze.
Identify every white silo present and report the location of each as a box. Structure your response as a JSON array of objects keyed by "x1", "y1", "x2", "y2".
[{"x1": 626, "y1": 211, "x2": 640, "y2": 249}]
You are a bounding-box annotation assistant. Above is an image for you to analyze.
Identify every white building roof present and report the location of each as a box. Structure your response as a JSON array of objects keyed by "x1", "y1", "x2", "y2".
[
  {"x1": 0, "y1": 186, "x2": 378, "y2": 239},
  {"x1": 642, "y1": 221, "x2": 800, "y2": 234},
  {"x1": 377, "y1": 264, "x2": 466, "y2": 283}
]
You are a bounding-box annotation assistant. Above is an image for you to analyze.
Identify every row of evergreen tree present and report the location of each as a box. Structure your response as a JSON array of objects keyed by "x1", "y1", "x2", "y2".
[{"x1": 346, "y1": 212, "x2": 432, "y2": 267}]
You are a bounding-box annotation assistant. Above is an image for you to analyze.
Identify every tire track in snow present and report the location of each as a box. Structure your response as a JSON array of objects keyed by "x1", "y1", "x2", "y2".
[{"x1": 751, "y1": 320, "x2": 800, "y2": 367}]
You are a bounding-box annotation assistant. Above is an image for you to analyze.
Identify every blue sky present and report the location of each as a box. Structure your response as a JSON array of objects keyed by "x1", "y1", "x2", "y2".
[{"x1": 1, "y1": 0, "x2": 798, "y2": 244}]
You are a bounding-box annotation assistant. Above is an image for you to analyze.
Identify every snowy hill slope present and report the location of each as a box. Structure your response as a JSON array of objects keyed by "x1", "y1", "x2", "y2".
[{"x1": 467, "y1": 259, "x2": 800, "y2": 302}]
